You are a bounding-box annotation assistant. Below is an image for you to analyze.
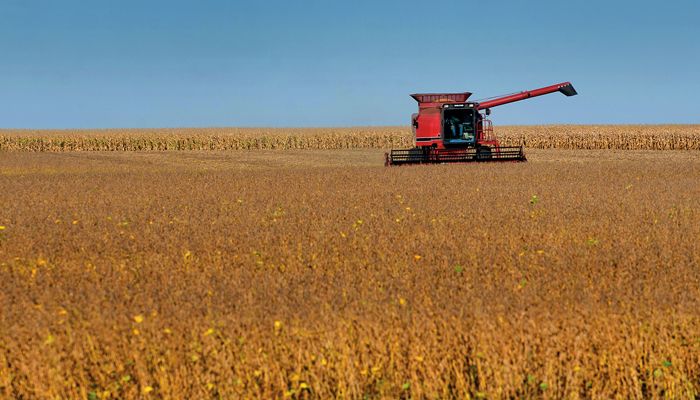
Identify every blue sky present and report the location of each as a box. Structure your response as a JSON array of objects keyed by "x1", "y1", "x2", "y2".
[{"x1": 1, "y1": 0, "x2": 698, "y2": 128}]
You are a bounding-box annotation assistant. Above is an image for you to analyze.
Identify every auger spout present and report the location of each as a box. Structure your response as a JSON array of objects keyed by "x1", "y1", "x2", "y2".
[{"x1": 477, "y1": 82, "x2": 577, "y2": 110}]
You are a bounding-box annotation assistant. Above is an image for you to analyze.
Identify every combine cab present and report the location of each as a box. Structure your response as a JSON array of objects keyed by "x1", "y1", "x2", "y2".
[{"x1": 386, "y1": 82, "x2": 577, "y2": 166}]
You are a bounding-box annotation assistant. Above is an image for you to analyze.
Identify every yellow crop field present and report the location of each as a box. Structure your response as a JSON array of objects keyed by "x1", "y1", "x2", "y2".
[
  {"x1": 0, "y1": 127, "x2": 411, "y2": 151},
  {"x1": 2, "y1": 143, "x2": 700, "y2": 399},
  {"x1": 1, "y1": 125, "x2": 699, "y2": 151}
]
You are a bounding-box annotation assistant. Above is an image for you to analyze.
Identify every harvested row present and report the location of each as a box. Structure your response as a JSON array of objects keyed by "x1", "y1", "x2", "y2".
[{"x1": 1, "y1": 125, "x2": 699, "y2": 151}]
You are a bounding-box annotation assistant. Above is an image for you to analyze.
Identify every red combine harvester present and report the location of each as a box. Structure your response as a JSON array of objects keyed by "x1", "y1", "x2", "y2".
[{"x1": 386, "y1": 82, "x2": 577, "y2": 165}]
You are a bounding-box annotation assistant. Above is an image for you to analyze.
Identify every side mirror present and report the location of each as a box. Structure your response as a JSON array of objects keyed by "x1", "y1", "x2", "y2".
[{"x1": 485, "y1": 108, "x2": 491, "y2": 116}]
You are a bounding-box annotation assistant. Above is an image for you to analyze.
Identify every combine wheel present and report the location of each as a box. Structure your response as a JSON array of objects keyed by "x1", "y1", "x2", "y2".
[{"x1": 477, "y1": 146, "x2": 492, "y2": 160}]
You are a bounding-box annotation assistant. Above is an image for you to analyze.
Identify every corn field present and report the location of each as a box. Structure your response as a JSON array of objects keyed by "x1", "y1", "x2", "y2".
[
  {"x1": 497, "y1": 125, "x2": 700, "y2": 150},
  {"x1": 0, "y1": 127, "x2": 410, "y2": 151},
  {"x1": 1, "y1": 125, "x2": 699, "y2": 151}
]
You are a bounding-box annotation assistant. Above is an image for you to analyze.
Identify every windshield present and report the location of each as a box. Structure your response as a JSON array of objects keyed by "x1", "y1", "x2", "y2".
[{"x1": 443, "y1": 108, "x2": 476, "y2": 141}]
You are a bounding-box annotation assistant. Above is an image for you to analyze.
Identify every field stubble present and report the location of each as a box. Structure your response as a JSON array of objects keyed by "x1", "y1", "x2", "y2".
[{"x1": 1, "y1": 149, "x2": 700, "y2": 399}]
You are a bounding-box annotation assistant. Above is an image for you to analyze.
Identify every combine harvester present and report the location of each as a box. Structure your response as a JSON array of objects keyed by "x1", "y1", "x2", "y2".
[{"x1": 386, "y1": 82, "x2": 577, "y2": 166}]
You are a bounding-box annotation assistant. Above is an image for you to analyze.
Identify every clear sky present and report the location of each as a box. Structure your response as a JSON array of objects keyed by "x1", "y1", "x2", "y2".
[{"x1": 1, "y1": 0, "x2": 698, "y2": 128}]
